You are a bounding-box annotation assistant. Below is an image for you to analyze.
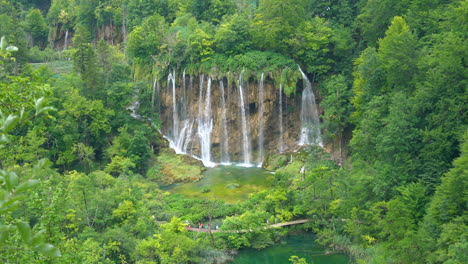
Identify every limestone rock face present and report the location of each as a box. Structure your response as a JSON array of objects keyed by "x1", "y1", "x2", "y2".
[{"x1": 158, "y1": 73, "x2": 318, "y2": 166}]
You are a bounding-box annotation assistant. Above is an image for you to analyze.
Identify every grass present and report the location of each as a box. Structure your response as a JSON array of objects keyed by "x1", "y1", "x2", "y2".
[{"x1": 30, "y1": 60, "x2": 73, "y2": 74}]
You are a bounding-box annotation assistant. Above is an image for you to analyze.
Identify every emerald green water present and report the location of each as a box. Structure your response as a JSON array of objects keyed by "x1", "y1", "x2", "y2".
[
  {"x1": 164, "y1": 166, "x2": 274, "y2": 203},
  {"x1": 232, "y1": 233, "x2": 350, "y2": 264}
]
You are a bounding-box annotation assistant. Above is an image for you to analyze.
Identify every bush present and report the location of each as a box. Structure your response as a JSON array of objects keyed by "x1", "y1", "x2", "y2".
[{"x1": 27, "y1": 46, "x2": 59, "y2": 63}]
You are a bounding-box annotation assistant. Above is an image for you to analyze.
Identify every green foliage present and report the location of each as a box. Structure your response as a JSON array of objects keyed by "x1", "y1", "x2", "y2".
[
  {"x1": 214, "y1": 13, "x2": 252, "y2": 55},
  {"x1": 251, "y1": 0, "x2": 308, "y2": 52},
  {"x1": 153, "y1": 149, "x2": 203, "y2": 184},
  {"x1": 105, "y1": 156, "x2": 136, "y2": 176},
  {"x1": 286, "y1": 17, "x2": 334, "y2": 76},
  {"x1": 0, "y1": 98, "x2": 60, "y2": 261},
  {"x1": 356, "y1": 0, "x2": 405, "y2": 46},
  {"x1": 127, "y1": 14, "x2": 166, "y2": 63},
  {"x1": 321, "y1": 74, "x2": 352, "y2": 147},
  {"x1": 262, "y1": 152, "x2": 289, "y2": 171},
  {"x1": 378, "y1": 16, "x2": 418, "y2": 92},
  {"x1": 0, "y1": 1, "x2": 466, "y2": 262},
  {"x1": 289, "y1": 255, "x2": 309, "y2": 264},
  {"x1": 24, "y1": 9, "x2": 48, "y2": 48},
  {"x1": 71, "y1": 26, "x2": 103, "y2": 98}
]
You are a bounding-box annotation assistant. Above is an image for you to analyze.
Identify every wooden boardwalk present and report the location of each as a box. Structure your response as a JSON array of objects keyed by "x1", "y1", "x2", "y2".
[{"x1": 187, "y1": 219, "x2": 309, "y2": 233}]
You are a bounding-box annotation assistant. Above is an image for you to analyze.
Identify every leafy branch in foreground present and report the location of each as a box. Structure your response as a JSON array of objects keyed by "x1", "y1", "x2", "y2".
[{"x1": 0, "y1": 98, "x2": 61, "y2": 258}]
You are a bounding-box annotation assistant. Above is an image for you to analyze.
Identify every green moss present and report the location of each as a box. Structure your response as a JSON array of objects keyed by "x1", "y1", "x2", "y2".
[
  {"x1": 263, "y1": 153, "x2": 289, "y2": 171},
  {"x1": 276, "y1": 161, "x2": 304, "y2": 177},
  {"x1": 226, "y1": 183, "x2": 240, "y2": 189},
  {"x1": 151, "y1": 148, "x2": 204, "y2": 184}
]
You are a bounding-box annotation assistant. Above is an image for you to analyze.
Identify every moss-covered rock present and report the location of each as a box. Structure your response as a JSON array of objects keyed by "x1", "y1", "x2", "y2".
[
  {"x1": 262, "y1": 153, "x2": 289, "y2": 171},
  {"x1": 276, "y1": 160, "x2": 304, "y2": 177},
  {"x1": 147, "y1": 148, "x2": 205, "y2": 184},
  {"x1": 226, "y1": 183, "x2": 240, "y2": 189}
]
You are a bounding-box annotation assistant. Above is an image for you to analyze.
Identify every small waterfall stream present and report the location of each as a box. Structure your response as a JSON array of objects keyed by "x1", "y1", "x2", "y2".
[
  {"x1": 219, "y1": 80, "x2": 230, "y2": 164},
  {"x1": 182, "y1": 69, "x2": 187, "y2": 119},
  {"x1": 151, "y1": 78, "x2": 157, "y2": 108},
  {"x1": 278, "y1": 83, "x2": 284, "y2": 153},
  {"x1": 198, "y1": 77, "x2": 214, "y2": 167},
  {"x1": 238, "y1": 72, "x2": 251, "y2": 165},
  {"x1": 298, "y1": 67, "x2": 323, "y2": 147},
  {"x1": 63, "y1": 30, "x2": 69, "y2": 51},
  {"x1": 169, "y1": 71, "x2": 179, "y2": 142},
  {"x1": 257, "y1": 73, "x2": 265, "y2": 165}
]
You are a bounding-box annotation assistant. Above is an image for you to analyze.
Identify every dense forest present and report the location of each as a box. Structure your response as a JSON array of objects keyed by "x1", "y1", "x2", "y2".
[{"x1": 0, "y1": 0, "x2": 467, "y2": 263}]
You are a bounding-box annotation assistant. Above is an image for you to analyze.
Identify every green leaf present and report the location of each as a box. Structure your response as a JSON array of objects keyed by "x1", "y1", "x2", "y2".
[
  {"x1": 0, "y1": 114, "x2": 18, "y2": 134},
  {"x1": 0, "y1": 36, "x2": 6, "y2": 50},
  {"x1": 5, "y1": 171, "x2": 19, "y2": 191},
  {"x1": 0, "y1": 134, "x2": 9, "y2": 144},
  {"x1": 16, "y1": 221, "x2": 32, "y2": 244},
  {"x1": 31, "y1": 229, "x2": 45, "y2": 245},
  {"x1": 34, "y1": 243, "x2": 61, "y2": 257},
  {"x1": 15, "y1": 180, "x2": 39, "y2": 193},
  {"x1": 6, "y1": 46, "x2": 18, "y2": 52},
  {"x1": 0, "y1": 200, "x2": 21, "y2": 214},
  {"x1": 33, "y1": 98, "x2": 56, "y2": 116},
  {"x1": 0, "y1": 224, "x2": 10, "y2": 243},
  {"x1": 19, "y1": 107, "x2": 25, "y2": 120},
  {"x1": 34, "y1": 158, "x2": 51, "y2": 169},
  {"x1": 36, "y1": 106, "x2": 56, "y2": 116}
]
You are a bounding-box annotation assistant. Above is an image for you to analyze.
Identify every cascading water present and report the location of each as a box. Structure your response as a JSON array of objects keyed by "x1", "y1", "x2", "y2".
[
  {"x1": 298, "y1": 67, "x2": 323, "y2": 147},
  {"x1": 257, "y1": 73, "x2": 265, "y2": 165},
  {"x1": 156, "y1": 68, "x2": 323, "y2": 168},
  {"x1": 238, "y1": 72, "x2": 251, "y2": 165},
  {"x1": 168, "y1": 71, "x2": 179, "y2": 142},
  {"x1": 64, "y1": 30, "x2": 69, "y2": 51},
  {"x1": 197, "y1": 77, "x2": 214, "y2": 167},
  {"x1": 173, "y1": 69, "x2": 190, "y2": 153},
  {"x1": 182, "y1": 68, "x2": 187, "y2": 118},
  {"x1": 278, "y1": 83, "x2": 284, "y2": 153},
  {"x1": 219, "y1": 80, "x2": 230, "y2": 164},
  {"x1": 151, "y1": 77, "x2": 158, "y2": 108}
]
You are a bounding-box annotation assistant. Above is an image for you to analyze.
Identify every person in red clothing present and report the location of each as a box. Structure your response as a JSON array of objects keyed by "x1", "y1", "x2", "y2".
[{"x1": 199, "y1": 223, "x2": 203, "y2": 229}]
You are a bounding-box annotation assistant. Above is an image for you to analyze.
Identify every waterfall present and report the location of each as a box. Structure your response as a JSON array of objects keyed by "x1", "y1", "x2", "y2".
[
  {"x1": 257, "y1": 73, "x2": 265, "y2": 165},
  {"x1": 298, "y1": 67, "x2": 323, "y2": 147},
  {"x1": 151, "y1": 78, "x2": 157, "y2": 108},
  {"x1": 219, "y1": 79, "x2": 230, "y2": 164},
  {"x1": 182, "y1": 120, "x2": 195, "y2": 153},
  {"x1": 197, "y1": 76, "x2": 214, "y2": 167},
  {"x1": 174, "y1": 68, "x2": 189, "y2": 153},
  {"x1": 278, "y1": 83, "x2": 284, "y2": 153},
  {"x1": 198, "y1": 75, "x2": 204, "y2": 122},
  {"x1": 182, "y1": 68, "x2": 187, "y2": 118},
  {"x1": 157, "y1": 68, "x2": 323, "y2": 168},
  {"x1": 175, "y1": 119, "x2": 190, "y2": 152},
  {"x1": 168, "y1": 71, "x2": 178, "y2": 141},
  {"x1": 63, "y1": 30, "x2": 69, "y2": 51},
  {"x1": 238, "y1": 73, "x2": 251, "y2": 165}
]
